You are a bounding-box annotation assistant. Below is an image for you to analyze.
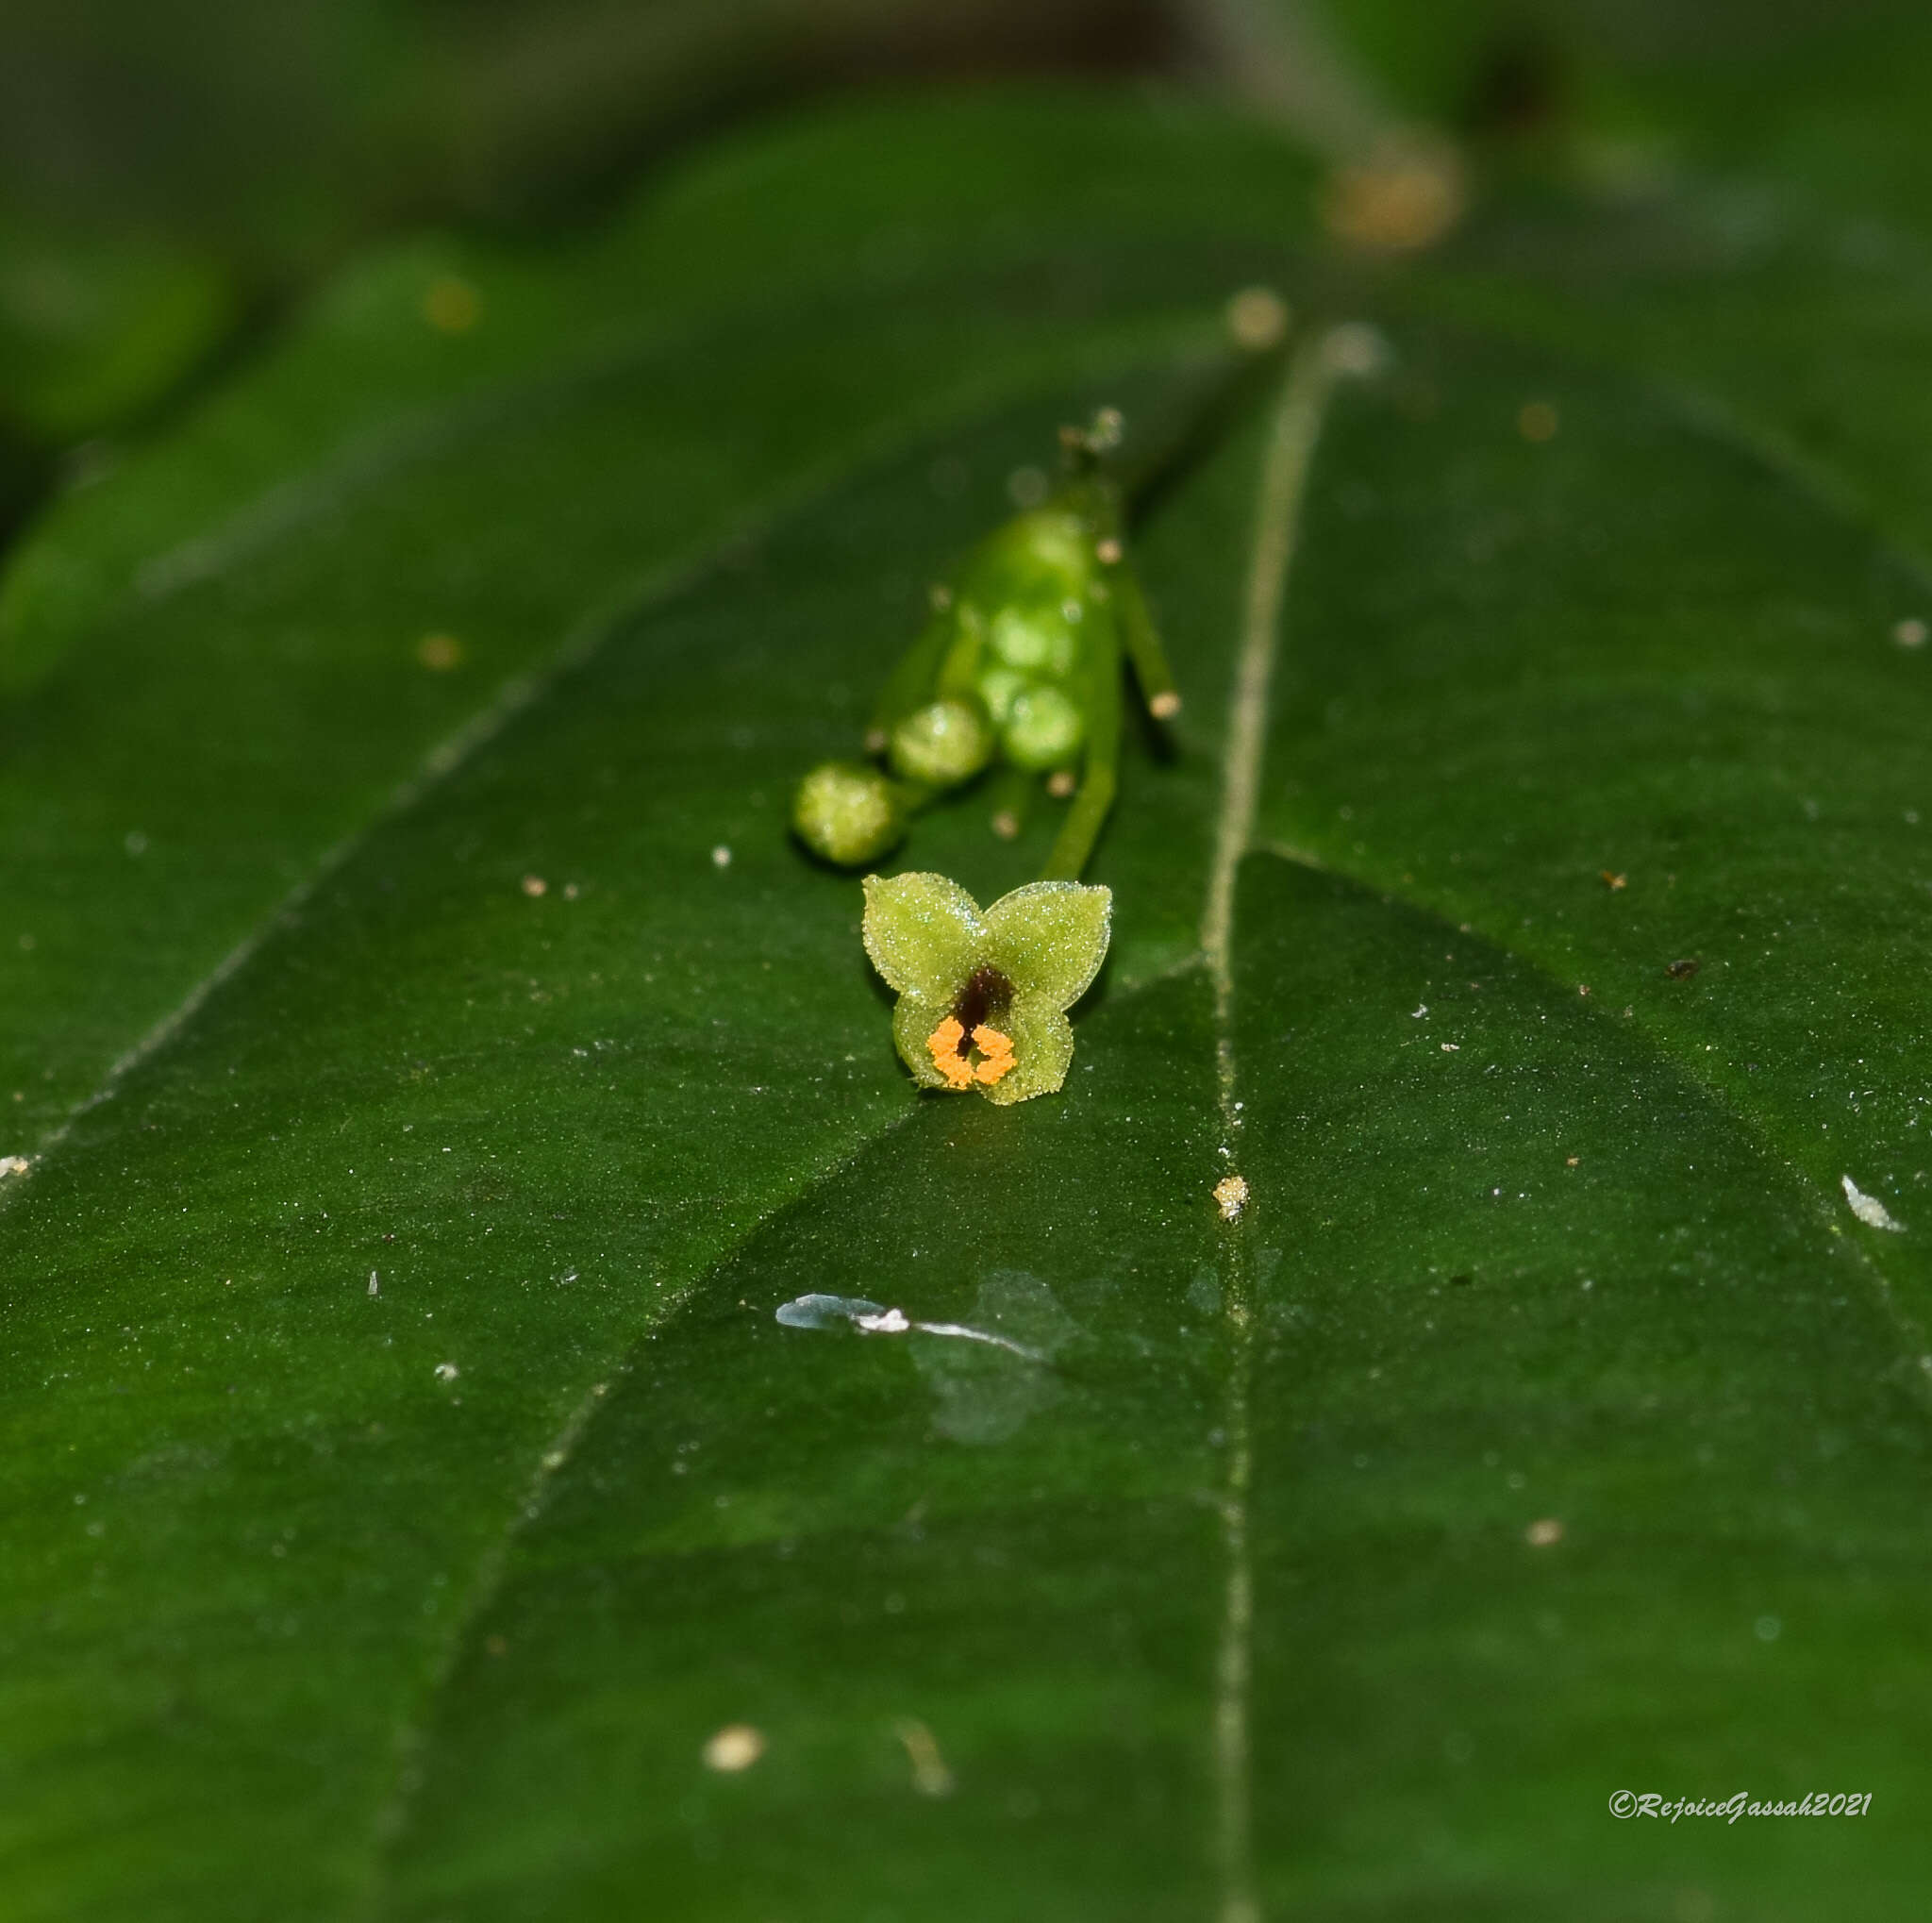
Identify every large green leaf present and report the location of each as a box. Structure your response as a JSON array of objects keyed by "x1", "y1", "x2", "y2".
[{"x1": 6, "y1": 59, "x2": 1932, "y2": 1923}]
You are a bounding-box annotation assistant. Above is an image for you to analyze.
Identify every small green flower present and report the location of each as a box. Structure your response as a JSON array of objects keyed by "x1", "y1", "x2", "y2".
[{"x1": 861, "y1": 871, "x2": 1111, "y2": 1105}]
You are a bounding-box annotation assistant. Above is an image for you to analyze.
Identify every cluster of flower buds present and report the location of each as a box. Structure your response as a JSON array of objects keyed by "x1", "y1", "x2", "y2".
[
  {"x1": 791, "y1": 408, "x2": 1178, "y2": 884},
  {"x1": 789, "y1": 289, "x2": 1291, "y2": 1102}
]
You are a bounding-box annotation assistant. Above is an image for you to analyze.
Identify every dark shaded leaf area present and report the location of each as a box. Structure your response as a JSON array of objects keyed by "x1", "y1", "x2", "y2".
[{"x1": 5, "y1": 23, "x2": 1932, "y2": 1917}]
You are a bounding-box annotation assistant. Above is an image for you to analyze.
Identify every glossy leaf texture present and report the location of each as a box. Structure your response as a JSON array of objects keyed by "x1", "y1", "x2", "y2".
[{"x1": 6, "y1": 63, "x2": 1932, "y2": 1923}]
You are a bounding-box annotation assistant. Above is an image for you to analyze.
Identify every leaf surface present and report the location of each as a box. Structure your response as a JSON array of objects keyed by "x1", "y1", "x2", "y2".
[{"x1": 5, "y1": 69, "x2": 1932, "y2": 1923}]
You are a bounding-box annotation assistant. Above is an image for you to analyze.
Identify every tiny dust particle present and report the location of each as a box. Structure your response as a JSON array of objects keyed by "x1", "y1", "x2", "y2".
[
  {"x1": 702, "y1": 1724, "x2": 765, "y2": 1773},
  {"x1": 1224, "y1": 285, "x2": 1290, "y2": 352},
  {"x1": 416, "y1": 632, "x2": 462, "y2": 671},
  {"x1": 895, "y1": 1718, "x2": 957, "y2": 1798},
  {"x1": 1320, "y1": 140, "x2": 1465, "y2": 253},
  {"x1": 711, "y1": 844, "x2": 732, "y2": 868},
  {"x1": 1525, "y1": 1518, "x2": 1564, "y2": 1547},
  {"x1": 1517, "y1": 400, "x2": 1559, "y2": 442},
  {"x1": 1894, "y1": 617, "x2": 1927, "y2": 649},
  {"x1": 1601, "y1": 869, "x2": 1626, "y2": 890},
  {"x1": 1665, "y1": 958, "x2": 1701, "y2": 980},
  {"x1": 521, "y1": 874, "x2": 547, "y2": 897},
  {"x1": 1213, "y1": 1175, "x2": 1249, "y2": 1222},
  {"x1": 422, "y1": 275, "x2": 481, "y2": 333}
]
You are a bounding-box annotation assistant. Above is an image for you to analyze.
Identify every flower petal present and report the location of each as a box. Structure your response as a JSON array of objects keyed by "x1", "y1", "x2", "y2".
[
  {"x1": 982, "y1": 880, "x2": 1111, "y2": 1011},
  {"x1": 891, "y1": 992, "x2": 963, "y2": 1090},
  {"x1": 862, "y1": 872, "x2": 986, "y2": 995},
  {"x1": 979, "y1": 997, "x2": 1075, "y2": 1105}
]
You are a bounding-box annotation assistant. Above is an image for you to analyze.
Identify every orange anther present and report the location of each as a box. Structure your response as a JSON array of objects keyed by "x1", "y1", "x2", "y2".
[
  {"x1": 925, "y1": 1017, "x2": 974, "y2": 1089},
  {"x1": 971, "y1": 1025, "x2": 1016, "y2": 1085}
]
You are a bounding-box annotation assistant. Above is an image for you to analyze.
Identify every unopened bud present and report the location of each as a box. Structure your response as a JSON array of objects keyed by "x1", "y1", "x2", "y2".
[
  {"x1": 1003, "y1": 685, "x2": 1085, "y2": 770},
  {"x1": 889, "y1": 698, "x2": 992, "y2": 788},
  {"x1": 791, "y1": 761, "x2": 905, "y2": 865}
]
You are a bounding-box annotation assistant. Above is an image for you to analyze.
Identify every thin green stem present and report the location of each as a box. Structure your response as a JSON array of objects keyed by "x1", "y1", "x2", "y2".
[
  {"x1": 1104, "y1": 327, "x2": 1291, "y2": 520},
  {"x1": 1111, "y1": 562, "x2": 1180, "y2": 720},
  {"x1": 1041, "y1": 611, "x2": 1121, "y2": 880},
  {"x1": 983, "y1": 763, "x2": 1033, "y2": 843}
]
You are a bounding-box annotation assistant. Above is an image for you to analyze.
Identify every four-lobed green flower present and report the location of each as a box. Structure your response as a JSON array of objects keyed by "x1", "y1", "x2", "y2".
[{"x1": 861, "y1": 872, "x2": 1111, "y2": 1104}]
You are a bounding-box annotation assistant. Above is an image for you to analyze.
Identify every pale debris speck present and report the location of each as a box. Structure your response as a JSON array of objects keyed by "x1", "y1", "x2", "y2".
[
  {"x1": 434, "y1": 1362, "x2": 459, "y2": 1380},
  {"x1": 1517, "y1": 400, "x2": 1559, "y2": 443},
  {"x1": 1411, "y1": 1004, "x2": 1427, "y2": 1018},
  {"x1": 1007, "y1": 464, "x2": 1049, "y2": 509},
  {"x1": 0, "y1": 1154, "x2": 33, "y2": 1179},
  {"x1": 1841, "y1": 1174, "x2": 1905, "y2": 1231},
  {"x1": 895, "y1": 1718, "x2": 956, "y2": 1798},
  {"x1": 368, "y1": 1270, "x2": 379, "y2": 1296},
  {"x1": 1213, "y1": 1174, "x2": 1249, "y2": 1222},
  {"x1": 702, "y1": 1724, "x2": 765, "y2": 1772},
  {"x1": 1224, "y1": 285, "x2": 1290, "y2": 352},
  {"x1": 711, "y1": 844, "x2": 732, "y2": 868},
  {"x1": 1322, "y1": 142, "x2": 1465, "y2": 255},
  {"x1": 1524, "y1": 1518, "x2": 1564, "y2": 1547},
  {"x1": 422, "y1": 275, "x2": 481, "y2": 333},
  {"x1": 1894, "y1": 617, "x2": 1927, "y2": 649},
  {"x1": 1322, "y1": 321, "x2": 1391, "y2": 378},
  {"x1": 521, "y1": 874, "x2": 547, "y2": 897}
]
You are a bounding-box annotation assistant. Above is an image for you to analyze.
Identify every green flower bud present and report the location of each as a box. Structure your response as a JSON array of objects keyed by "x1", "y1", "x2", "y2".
[
  {"x1": 990, "y1": 602, "x2": 1080, "y2": 677},
  {"x1": 976, "y1": 665, "x2": 1025, "y2": 726},
  {"x1": 791, "y1": 761, "x2": 905, "y2": 866},
  {"x1": 1002, "y1": 684, "x2": 1085, "y2": 771},
  {"x1": 977, "y1": 509, "x2": 1092, "y2": 598},
  {"x1": 889, "y1": 698, "x2": 992, "y2": 788}
]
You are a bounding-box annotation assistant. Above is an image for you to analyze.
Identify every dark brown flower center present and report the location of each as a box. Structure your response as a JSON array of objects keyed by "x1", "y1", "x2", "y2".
[{"x1": 949, "y1": 964, "x2": 1013, "y2": 1053}]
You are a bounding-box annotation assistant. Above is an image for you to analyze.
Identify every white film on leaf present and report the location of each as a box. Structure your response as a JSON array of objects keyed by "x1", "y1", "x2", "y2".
[{"x1": 774, "y1": 1273, "x2": 1079, "y2": 1443}]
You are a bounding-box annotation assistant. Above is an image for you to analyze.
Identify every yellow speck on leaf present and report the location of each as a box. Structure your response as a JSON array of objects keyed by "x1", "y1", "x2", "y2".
[
  {"x1": 1322, "y1": 140, "x2": 1466, "y2": 254},
  {"x1": 702, "y1": 1724, "x2": 765, "y2": 1773},
  {"x1": 1214, "y1": 1174, "x2": 1249, "y2": 1222},
  {"x1": 1224, "y1": 285, "x2": 1290, "y2": 351},
  {"x1": 1517, "y1": 400, "x2": 1559, "y2": 443},
  {"x1": 416, "y1": 631, "x2": 463, "y2": 671},
  {"x1": 422, "y1": 275, "x2": 481, "y2": 334}
]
